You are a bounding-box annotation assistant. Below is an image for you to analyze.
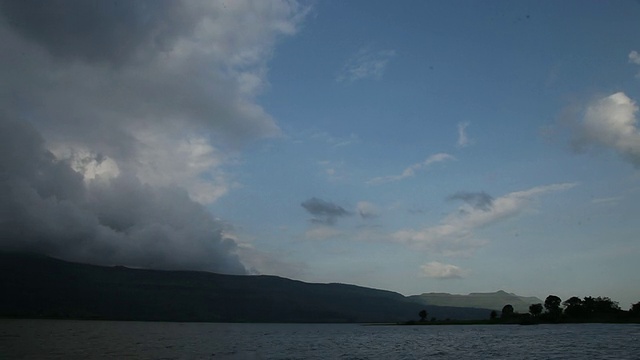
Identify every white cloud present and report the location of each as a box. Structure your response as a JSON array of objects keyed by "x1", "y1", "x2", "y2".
[
  {"x1": 367, "y1": 153, "x2": 455, "y2": 185},
  {"x1": 420, "y1": 262, "x2": 466, "y2": 279},
  {"x1": 357, "y1": 201, "x2": 380, "y2": 219},
  {"x1": 336, "y1": 48, "x2": 396, "y2": 83},
  {"x1": 456, "y1": 122, "x2": 472, "y2": 148},
  {"x1": 0, "y1": 0, "x2": 307, "y2": 204},
  {"x1": 591, "y1": 196, "x2": 622, "y2": 205},
  {"x1": 630, "y1": 50, "x2": 640, "y2": 78},
  {"x1": 393, "y1": 183, "x2": 577, "y2": 256},
  {"x1": 572, "y1": 92, "x2": 640, "y2": 167}
]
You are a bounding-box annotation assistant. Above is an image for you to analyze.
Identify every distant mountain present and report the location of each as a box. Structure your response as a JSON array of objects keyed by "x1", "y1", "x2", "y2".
[
  {"x1": 0, "y1": 252, "x2": 491, "y2": 323},
  {"x1": 408, "y1": 291, "x2": 543, "y2": 313}
]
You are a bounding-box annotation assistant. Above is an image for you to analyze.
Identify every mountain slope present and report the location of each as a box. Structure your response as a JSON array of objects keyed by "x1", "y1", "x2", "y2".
[
  {"x1": 0, "y1": 252, "x2": 491, "y2": 322},
  {"x1": 408, "y1": 290, "x2": 543, "y2": 313}
]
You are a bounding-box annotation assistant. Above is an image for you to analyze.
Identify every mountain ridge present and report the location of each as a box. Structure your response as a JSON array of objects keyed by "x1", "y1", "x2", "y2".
[
  {"x1": 0, "y1": 252, "x2": 494, "y2": 323},
  {"x1": 409, "y1": 290, "x2": 543, "y2": 313}
]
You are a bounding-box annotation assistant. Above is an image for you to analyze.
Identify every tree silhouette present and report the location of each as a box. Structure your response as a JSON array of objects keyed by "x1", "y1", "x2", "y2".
[
  {"x1": 419, "y1": 309, "x2": 428, "y2": 322},
  {"x1": 544, "y1": 295, "x2": 562, "y2": 321},
  {"x1": 490, "y1": 310, "x2": 497, "y2": 320},
  {"x1": 529, "y1": 303, "x2": 543, "y2": 317},
  {"x1": 563, "y1": 296, "x2": 583, "y2": 318},
  {"x1": 631, "y1": 302, "x2": 640, "y2": 316},
  {"x1": 501, "y1": 304, "x2": 514, "y2": 319},
  {"x1": 544, "y1": 295, "x2": 562, "y2": 313}
]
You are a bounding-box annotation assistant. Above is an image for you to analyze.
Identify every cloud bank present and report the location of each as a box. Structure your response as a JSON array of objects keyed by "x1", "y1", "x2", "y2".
[
  {"x1": 0, "y1": 0, "x2": 307, "y2": 272},
  {"x1": 0, "y1": 119, "x2": 244, "y2": 273},
  {"x1": 0, "y1": 0, "x2": 306, "y2": 203}
]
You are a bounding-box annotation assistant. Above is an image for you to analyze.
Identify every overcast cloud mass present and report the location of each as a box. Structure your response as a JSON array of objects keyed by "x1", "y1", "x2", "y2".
[{"x1": 0, "y1": 0, "x2": 305, "y2": 272}]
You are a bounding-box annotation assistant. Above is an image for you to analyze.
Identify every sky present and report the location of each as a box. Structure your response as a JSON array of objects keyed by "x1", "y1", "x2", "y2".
[{"x1": 1, "y1": 0, "x2": 640, "y2": 308}]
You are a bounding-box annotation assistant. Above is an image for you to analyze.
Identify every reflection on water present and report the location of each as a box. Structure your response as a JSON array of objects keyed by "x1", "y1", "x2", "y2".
[{"x1": 1, "y1": 319, "x2": 639, "y2": 359}]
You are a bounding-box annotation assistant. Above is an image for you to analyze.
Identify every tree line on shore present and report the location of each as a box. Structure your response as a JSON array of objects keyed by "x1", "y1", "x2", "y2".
[
  {"x1": 412, "y1": 295, "x2": 640, "y2": 324},
  {"x1": 495, "y1": 295, "x2": 640, "y2": 323}
]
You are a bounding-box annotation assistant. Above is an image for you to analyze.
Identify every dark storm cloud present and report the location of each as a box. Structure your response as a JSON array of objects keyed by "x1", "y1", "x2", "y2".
[
  {"x1": 0, "y1": 0, "x2": 190, "y2": 65},
  {"x1": 447, "y1": 191, "x2": 494, "y2": 211},
  {"x1": 0, "y1": 0, "x2": 305, "y2": 272},
  {"x1": 0, "y1": 117, "x2": 246, "y2": 274},
  {"x1": 301, "y1": 197, "x2": 350, "y2": 225}
]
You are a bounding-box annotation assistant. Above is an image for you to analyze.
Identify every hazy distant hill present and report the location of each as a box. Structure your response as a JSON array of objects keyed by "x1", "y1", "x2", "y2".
[
  {"x1": 0, "y1": 252, "x2": 491, "y2": 323},
  {"x1": 408, "y1": 291, "x2": 543, "y2": 313}
]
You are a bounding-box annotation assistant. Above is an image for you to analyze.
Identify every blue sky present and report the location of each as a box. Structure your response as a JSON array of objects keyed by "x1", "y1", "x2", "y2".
[
  {"x1": 1, "y1": 0, "x2": 639, "y2": 308},
  {"x1": 212, "y1": 0, "x2": 640, "y2": 306}
]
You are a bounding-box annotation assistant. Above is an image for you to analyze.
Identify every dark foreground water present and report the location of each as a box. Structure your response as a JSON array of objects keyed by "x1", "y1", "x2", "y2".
[{"x1": 1, "y1": 320, "x2": 639, "y2": 359}]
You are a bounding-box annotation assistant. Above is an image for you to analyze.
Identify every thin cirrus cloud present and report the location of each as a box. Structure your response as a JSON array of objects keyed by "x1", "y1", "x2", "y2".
[
  {"x1": 571, "y1": 92, "x2": 640, "y2": 168},
  {"x1": 420, "y1": 262, "x2": 466, "y2": 279},
  {"x1": 367, "y1": 153, "x2": 455, "y2": 185},
  {"x1": 456, "y1": 122, "x2": 472, "y2": 148},
  {"x1": 336, "y1": 47, "x2": 396, "y2": 83},
  {"x1": 393, "y1": 183, "x2": 577, "y2": 257}
]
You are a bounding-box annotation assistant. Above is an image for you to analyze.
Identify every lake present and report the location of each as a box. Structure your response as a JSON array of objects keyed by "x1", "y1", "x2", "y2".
[{"x1": 1, "y1": 319, "x2": 639, "y2": 359}]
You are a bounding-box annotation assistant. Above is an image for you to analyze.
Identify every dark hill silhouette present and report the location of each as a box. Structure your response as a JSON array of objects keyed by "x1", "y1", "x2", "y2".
[
  {"x1": 409, "y1": 290, "x2": 543, "y2": 313},
  {"x1": 0, "y1": 252, "x2": 491, "y2": 323}
]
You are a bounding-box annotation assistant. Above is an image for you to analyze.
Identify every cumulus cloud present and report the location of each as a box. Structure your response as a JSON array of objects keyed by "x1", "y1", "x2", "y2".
[
  {"x1": 301, "y1": 197, "x2": 350, "y2": 225},
  {"x1": 336, "y1": 47, "x2": 396, "y2": 83},
  {"x1": 367, "y1": 153, "x2": 454, "y2": 185},
  {"x1": 571, "y1": 92, "x2": 640, "y2": 167},
  {"x1": 0, "y1": 0, "x2": 307, "y2": 271},
  {"x1": 393, "y1": 183, "x2": 576, "y2": 256},
  {"x1": 0, "y1": 119, "x2": 245, "y2": 273},
  {"x1": 357, "y1": 201, "x2": 380, "y2": 219},
  {"x1": 447, "y1": 191, "x2": 494, "y2": 211},
  {"x1": 0, "y1": 0, "x2": 306, "y2": 203},
  {"x1": 420, "y1": 262, "x2": 466, "y2": 279},
  {"x1": 456, "y1": 122, "x2": 472, "y2": 148}
]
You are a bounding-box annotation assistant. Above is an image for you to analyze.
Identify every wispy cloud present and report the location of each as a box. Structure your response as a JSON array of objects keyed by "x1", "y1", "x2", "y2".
[
  {"x1": 318, "y1": 160, "x2": 346, "y2": 182},
  {"x1": 571, "y1": 92, "x2": 640, "y2": 167},
  {"x1": 393, "y1": 183, "x2": 577, "y2": 256},
  {"x1": 357, "y1": 201, "x2": 380, "y2": 219},
  {"x1": 630, "y1": 50, "x2": 640, "y2": 78},
  {"x1": 591, "y1": 196, "x2": 622, "y2": 205},
  {"x1": 367, "y1": 153, "x2": 454, "y2": 185},
  {"x1": 420, "y1": 262, "x2": 467, "y2": 279},
  {"x1": 336, "y1": 48, "x2": 396, "y2": 83},
  {"x1": 456, "y1": 122, "x2": 472, "y2": 148},
  {"x1": 310, "y1": 131, "x2": 361, "y2": 148}
]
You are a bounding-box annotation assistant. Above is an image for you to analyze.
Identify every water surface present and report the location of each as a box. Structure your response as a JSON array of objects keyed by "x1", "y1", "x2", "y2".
[{"x1": 1, "y1": 319, "x2": 639, "y2": 359}]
